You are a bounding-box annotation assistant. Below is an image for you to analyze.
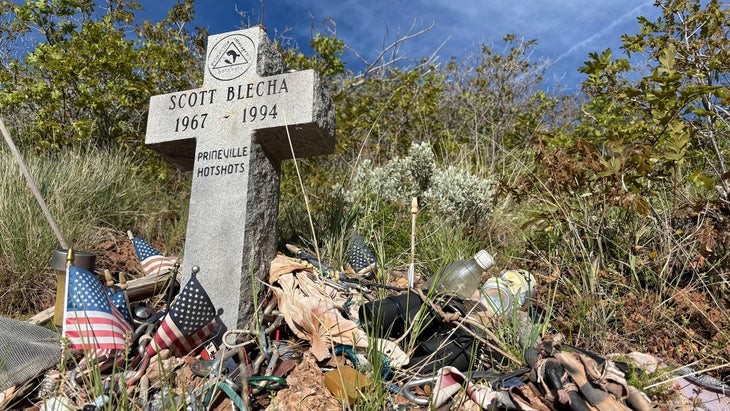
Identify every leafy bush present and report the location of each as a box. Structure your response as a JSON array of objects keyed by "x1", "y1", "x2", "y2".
[
  {"x1": 424, "y1": 165, "x2": 495, "y2": 222},
  {"x1": 346, "y1": 142, "x2": 495, "y2": 223}
]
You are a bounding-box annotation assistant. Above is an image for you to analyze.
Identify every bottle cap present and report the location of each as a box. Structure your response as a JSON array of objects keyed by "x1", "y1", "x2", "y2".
[{"x1": 473, "y1": 250, "x2": 494, "y2": 270}]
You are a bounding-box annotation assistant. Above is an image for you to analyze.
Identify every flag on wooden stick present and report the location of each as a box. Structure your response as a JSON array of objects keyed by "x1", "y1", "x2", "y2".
[
  {"x1": 128, "y1": 231, "x2": 177, "y2": 276},
  {"x1": 63, "y1": 266, "x2": 132, "y2": 353},
  {"x1": 146, "y1": 272, "x2": 217, "y2": 357}
]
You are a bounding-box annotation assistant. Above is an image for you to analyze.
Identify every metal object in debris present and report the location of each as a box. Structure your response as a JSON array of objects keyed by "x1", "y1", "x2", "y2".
[
  {"x1": 480, "y1": 281, "x2": 514, "y2": 314},
  {"x1": 285, "y1": 243, "x2": 336, "y2": 275},
  {"x1": 480, "y1": 269, "x2": 536, "y2": 314},
  {"x1": 133, "y1": 322, "x2": 156, "y2": 357},
  {"x1": 131, "y1": 302, "x2": 157, "y2": 324},
  {"x1": 402, "y1": 375, "x2": 437, "y2": 405}
]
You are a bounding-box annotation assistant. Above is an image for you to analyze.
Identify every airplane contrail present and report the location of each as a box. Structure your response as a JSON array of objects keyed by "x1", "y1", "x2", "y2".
[{"x1": 552, "y1": 1, "x2": 653, "y2": 65}]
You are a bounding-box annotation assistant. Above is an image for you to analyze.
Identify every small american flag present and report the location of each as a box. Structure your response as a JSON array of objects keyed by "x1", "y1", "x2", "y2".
[
  {"x1": 131, "y1": 236, "x2": 177, "y2": 276},
  {"x1": 63, "y1": 266, "x2": 132, "y2": 352},
  {"x1": 146, "y1": 273, "x2": 217, "y2": 357},
  {"x1": 346, "y1": 231, "x2": 377, "y2": 274}
]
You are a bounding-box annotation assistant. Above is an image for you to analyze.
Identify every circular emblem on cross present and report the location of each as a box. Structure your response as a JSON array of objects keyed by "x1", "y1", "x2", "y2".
[{"x1": 207, "y1": 34, "x2": 256, "y2": 81}]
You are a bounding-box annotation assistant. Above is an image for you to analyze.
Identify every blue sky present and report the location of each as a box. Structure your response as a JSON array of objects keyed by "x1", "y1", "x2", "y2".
[{"x1": 140, "y1": 1, "x2": 661, "y2": 91}]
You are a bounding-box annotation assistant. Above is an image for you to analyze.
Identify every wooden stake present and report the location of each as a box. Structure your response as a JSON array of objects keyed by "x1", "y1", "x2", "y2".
[
  {"x1": 0, "y1": 116, "x2": 68, "y2": 249},
  {"x1": 408, "y1": 197, "x2": 418, "y2": 287}
]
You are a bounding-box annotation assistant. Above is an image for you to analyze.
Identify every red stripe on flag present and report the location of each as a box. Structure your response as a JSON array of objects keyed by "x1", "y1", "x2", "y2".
[
  {"x1": 142, "y1": 255, "x2": 176, "y2": 275},
  {"x1": 147, "y1": 318, "x2": 216, "y2": 358},
  {"x1": 64, "y1": 315, "x2": 131, "y2": 350}
]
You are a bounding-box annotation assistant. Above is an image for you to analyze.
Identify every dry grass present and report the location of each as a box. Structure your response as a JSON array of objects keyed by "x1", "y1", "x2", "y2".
[{"x1": 0, "y1": 147, "x2": 187, "y2": 316}]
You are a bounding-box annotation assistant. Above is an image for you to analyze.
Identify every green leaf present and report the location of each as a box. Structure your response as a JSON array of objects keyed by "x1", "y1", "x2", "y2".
[
  {"x1": 658, "y1": 45, "x2": 676, "y2": 74},
  {"x1": 687, "y1": 169, "x2": 714, "y2": 190}
]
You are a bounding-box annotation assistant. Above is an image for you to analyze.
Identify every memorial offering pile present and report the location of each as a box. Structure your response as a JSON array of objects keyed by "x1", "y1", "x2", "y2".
[{"x1": 1, "y1": 231, "x2": 729, "y2": 411}]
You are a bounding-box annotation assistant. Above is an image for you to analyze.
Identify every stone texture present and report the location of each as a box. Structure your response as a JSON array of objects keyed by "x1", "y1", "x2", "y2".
[{"x1": 144, "y1": 26, "x2": 336, "y2": 330}]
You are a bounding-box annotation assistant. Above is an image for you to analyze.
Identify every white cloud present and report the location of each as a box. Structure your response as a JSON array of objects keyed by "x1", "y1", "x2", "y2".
[
  {"x1": 551, "y1": 1, "x2": 654, "y2": 64},
  {"x1": 183, "y1": 0, "x2": 661, "y2": 88}
]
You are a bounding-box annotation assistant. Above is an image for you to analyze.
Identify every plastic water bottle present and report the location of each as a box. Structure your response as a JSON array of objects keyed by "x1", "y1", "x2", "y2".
[
  {"x1": 480, "y1": 269, "x2": 536, "y2": 314},
  {"x1": 431, "y1": 250, "x2": 495, "y2": 299}
]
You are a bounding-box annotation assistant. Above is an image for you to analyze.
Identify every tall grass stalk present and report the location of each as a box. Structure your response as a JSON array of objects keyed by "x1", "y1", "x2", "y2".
[{"x1": 0, "y1": 146, "x2": 187, "y2": 316}]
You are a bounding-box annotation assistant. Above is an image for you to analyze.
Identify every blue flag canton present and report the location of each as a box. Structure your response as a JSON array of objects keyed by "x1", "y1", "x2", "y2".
[
  {"x1": 107, "y1": 288, "x2": 133, "y2": 325},
  {"x1": 132, "y1": 237, "x2": 163, "y2": 261},
  {"x1": 346, "y1": 231, "x2": 377, "y2": 273},
  {"x1": 64, "y1": 265, "x2": 132, "y2": 351},
  {"x1": 168, "y1": 275, "x2": 216, "y2": 336},
  {"x1": 67, "y1": 267, "x2": 112, "y2": 313}
]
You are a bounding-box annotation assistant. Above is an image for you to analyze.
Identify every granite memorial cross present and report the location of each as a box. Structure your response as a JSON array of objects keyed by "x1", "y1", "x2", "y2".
[{"x1": 145, "y1": 26, "x2": 335, "y2": 330}]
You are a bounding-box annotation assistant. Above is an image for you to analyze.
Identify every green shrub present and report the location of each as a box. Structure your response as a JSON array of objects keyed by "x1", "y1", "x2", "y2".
[{"x1": 347, "y1": 141, "x2": 495, "y2": 224}]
